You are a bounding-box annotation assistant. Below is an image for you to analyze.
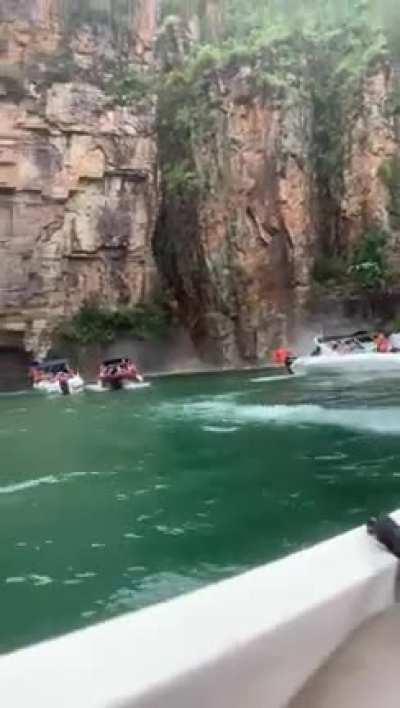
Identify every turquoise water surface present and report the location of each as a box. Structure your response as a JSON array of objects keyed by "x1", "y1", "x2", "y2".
[{"x1": 1, "y1": 370, "x2": 400, "y2": 653}]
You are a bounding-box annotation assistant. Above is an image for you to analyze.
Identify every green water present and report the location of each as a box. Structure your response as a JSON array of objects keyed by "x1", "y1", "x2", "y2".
[{"x1": 1, "y1": 370, "x2": 400, "y2": 653}]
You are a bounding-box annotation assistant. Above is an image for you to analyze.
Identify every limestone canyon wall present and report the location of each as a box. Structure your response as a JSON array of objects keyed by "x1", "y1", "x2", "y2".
[
  {"x1": 1, "y1": 3, "x2": 400, "y2": 364},
  {"x1": 0, "y1": 0, "x2": 159, "y2": 356},
  {"x1": 154, "y1": 21, "x2": 400, "y2": 365},
  {"x1": 155, "y1": 69, "x2": 315, "y2": 364}
]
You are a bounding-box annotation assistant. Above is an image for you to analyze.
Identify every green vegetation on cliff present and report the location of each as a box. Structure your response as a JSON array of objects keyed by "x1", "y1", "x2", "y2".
[
  {"x1": 156, "y1": 0, "x2": 400, "y2": 297},
  {"x1": 57, "y1": 301, "x2": 172, "y2": 345},
  {"x1": 61, "y1": 0, "x2": 134, "y2": 31},
  {"x1": 157, "y1": 0, "x2": 390, "y2": 163},
  {"x1": 349, "y1": 229, "x2": 390, "y2": 291},
  {"x1": 314, "y1": 229, "x2": 391, "y2": 293}
]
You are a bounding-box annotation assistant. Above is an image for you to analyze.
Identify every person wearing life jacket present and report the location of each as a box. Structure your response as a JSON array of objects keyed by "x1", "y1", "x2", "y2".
[
  {"x1": 376, "y1": 332, "x2": 390, "y2": 353},
  {"x1": 273, "y1": 347, "x2": 291, "y2": 366},
  {"x1": 273, "y1": 347, "x2": 295, "y2": 375}
]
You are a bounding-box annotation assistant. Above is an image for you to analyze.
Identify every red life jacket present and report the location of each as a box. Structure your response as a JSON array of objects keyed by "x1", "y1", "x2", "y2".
[
  {"x1": 273, "y1": 348, "x2": 290, "y2": 365},
  {"x1": 377, "y1": 338, "x2": 390, "y2": 353}
]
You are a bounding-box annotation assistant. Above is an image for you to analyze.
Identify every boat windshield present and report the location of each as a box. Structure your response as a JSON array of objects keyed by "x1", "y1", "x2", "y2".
[
  {"x1": 40, "y1": 360, "x2": 69, "y2": 375},
  {"x1": 315, "y1": 332, "x2": 374, "y2": 354}
]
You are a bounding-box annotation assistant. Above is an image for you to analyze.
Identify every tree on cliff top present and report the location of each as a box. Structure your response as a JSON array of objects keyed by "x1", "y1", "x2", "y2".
[{"x1": 162, "y1": 0, "x2": 400, "y2": 56}]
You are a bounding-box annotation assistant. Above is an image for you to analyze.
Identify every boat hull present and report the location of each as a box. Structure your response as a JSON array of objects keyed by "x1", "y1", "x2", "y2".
[
  {"x1": 33, "y1": 375, "x2": 84, "y2": 395},
  {"x1": 292, "y1": 352, "x2": 400, "y2": 375}
]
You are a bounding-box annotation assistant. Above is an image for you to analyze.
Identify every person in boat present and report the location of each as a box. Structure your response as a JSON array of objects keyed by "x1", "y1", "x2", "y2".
[
  {"x1": 338, "y1": 339, "x2": 354, "y2": 354},
  {"x1": 126, "y1": 359, "x2": 139, "y2": 378},
  {"x1": 376, "y1": 332, "x2": 390, "y2": 353},
  {"x1": 58, "y1": 371, "x2": 70, "y2": 395},
  {"x1": 389, "y1": 331, "x2": 400, "y2": 352},
  {"x1": 33, "y1": 367, "x2": 44, "y2": 384}
]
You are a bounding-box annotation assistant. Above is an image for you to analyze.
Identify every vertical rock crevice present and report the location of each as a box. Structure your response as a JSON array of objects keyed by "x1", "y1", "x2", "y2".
[{"x1": 154, "y1": 19, "x2": 316, "y2": 365}]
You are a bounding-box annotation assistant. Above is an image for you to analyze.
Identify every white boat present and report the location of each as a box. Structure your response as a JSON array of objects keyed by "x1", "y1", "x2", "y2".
[
  {"x1": 34, "y1": 375, "x2": 85, "y2": 395},
  {"x1": 31, "y1": 359, "x2": 84, "y2": 395},
  {"x1": 292, "y1": 330, "x2": 400, "y2": 375}
]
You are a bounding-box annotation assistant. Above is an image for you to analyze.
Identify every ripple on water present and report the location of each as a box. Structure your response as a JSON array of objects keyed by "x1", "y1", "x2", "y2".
[
  {"x1": 202, "y1": 426, "x2": 239, "y2": 433},
  {"x1": 103, "y1": 572, "x2": 203, "y2": 616},
  {"x1": 0, "y1": 476, "x2": 58, "y2": 495},
  {"x1": 81, "y1": 610, "x2": 96, "y2": 619},
  {"x1": 6, "y1": 574, "x2": 53, "y2": 587},
  {"x1": 123, "y1": 532, "x2": 142, "y2": 540},
  {"x1": 63, "y1": 579, "x2": 82, "y2": 586},
  {"x1": 155, "y1": 525, "x2": 185, "y2": 536},
  {"x1": 29, "y1": 574, "x2": 53, "y2": 587},
  {"x1": 0, "y1": 470, "x2": 108, "y2": 497},
  {"x1": 75, "y1": 572, "x2": 97, "y2": 579}
]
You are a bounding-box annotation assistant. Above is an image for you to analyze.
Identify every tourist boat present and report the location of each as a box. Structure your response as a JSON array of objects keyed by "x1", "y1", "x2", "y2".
[
  {"x1": 93, "y1": 357, "x2": 148, "y2": 391},
  {"x1": 292, "y1": 330, "x2": 400, "y2": 375},
  {"x1": 30, "y1": 359, "x2": 84, "y2": 395}
]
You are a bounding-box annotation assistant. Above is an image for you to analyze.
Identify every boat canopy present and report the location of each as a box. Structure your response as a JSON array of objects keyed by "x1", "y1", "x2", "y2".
[
  {"x1": 316, "y1": 330, "x2": 373, "y2": 344},
  {"x1": 36, "y1": 359, "x2": 70, "y2": 375},
  {"x1": 102, "y1": 357, "x2": 128, "y2": 367}
]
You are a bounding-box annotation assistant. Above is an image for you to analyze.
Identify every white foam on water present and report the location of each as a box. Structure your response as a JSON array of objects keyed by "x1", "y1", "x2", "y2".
[
  {"x1": 85, "y1": 382, "x2": 150, "y2": 393},
  {"x1": 202, "y1": 426, "x2": 239, "y2": 433},
  {"x1": 0, "y1": 390, "x2": 31, "y2": 398},
  {"x1": 161, "y1": 399, "x2": 400, "y2": 435},
  {"x1": 0, "y1": 475, "x2": 58, "y2": 494},
  {"x1": 0, "y1": 469, "x2": 106, "y2": 496},
  {"x1": 250, "y1": 374, "x2": 301, "y2": 383},
  {"x1": 29, "y1": 574, "x2": 53, "y2": 587}
]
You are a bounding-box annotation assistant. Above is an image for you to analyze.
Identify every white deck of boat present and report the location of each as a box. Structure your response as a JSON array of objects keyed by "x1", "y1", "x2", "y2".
[
  {"x1": 0, "y1": 515, "x2": 399, "y2": 707},
  {"x1": 290, "y1": 603, "x2": 400, "y2": 707}
]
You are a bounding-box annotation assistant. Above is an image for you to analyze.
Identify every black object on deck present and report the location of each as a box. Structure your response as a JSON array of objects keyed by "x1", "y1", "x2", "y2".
[{"x1": 367, "y1": 515, "x2": 400, "y2": 559}]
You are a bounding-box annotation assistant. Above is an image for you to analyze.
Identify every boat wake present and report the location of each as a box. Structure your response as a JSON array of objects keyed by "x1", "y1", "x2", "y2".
[
  {"x1": 0, "y1": 469, "x2": 106, "y2": 496},
  {"x1": 250, "y1": 373, "x2": 301, "y2": 383},
  {"x1": 85, "y1": 382, "x2": 150, "y2": 393},
  {"x1": 162, "y1": 400, "x2": 400, "y2": 435}
]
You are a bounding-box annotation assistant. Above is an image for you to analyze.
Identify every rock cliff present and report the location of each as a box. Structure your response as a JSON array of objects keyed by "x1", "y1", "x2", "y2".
[
  {"x1": 1, "y1": 2, "x2": 400, "y2": 364},
  {"x1": 0, "y1": 0, "x2": 159, "y2": 356},
  {"x1": 154, "y1": 15, "x2": 400, "y2": 365},
  {"x1": 155, "y1": 42, "x2": 315, "y2": 364}
]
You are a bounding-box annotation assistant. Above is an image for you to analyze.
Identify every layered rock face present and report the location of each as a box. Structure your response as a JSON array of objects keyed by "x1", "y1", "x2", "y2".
[{"x1": 0, "y1": 0, "x2": 159, "y2": 355}]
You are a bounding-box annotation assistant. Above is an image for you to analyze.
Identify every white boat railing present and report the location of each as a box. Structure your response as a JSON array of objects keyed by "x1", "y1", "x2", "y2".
[{"x1": 0, "y1": 514, "x2": 399, "y2": 707}]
